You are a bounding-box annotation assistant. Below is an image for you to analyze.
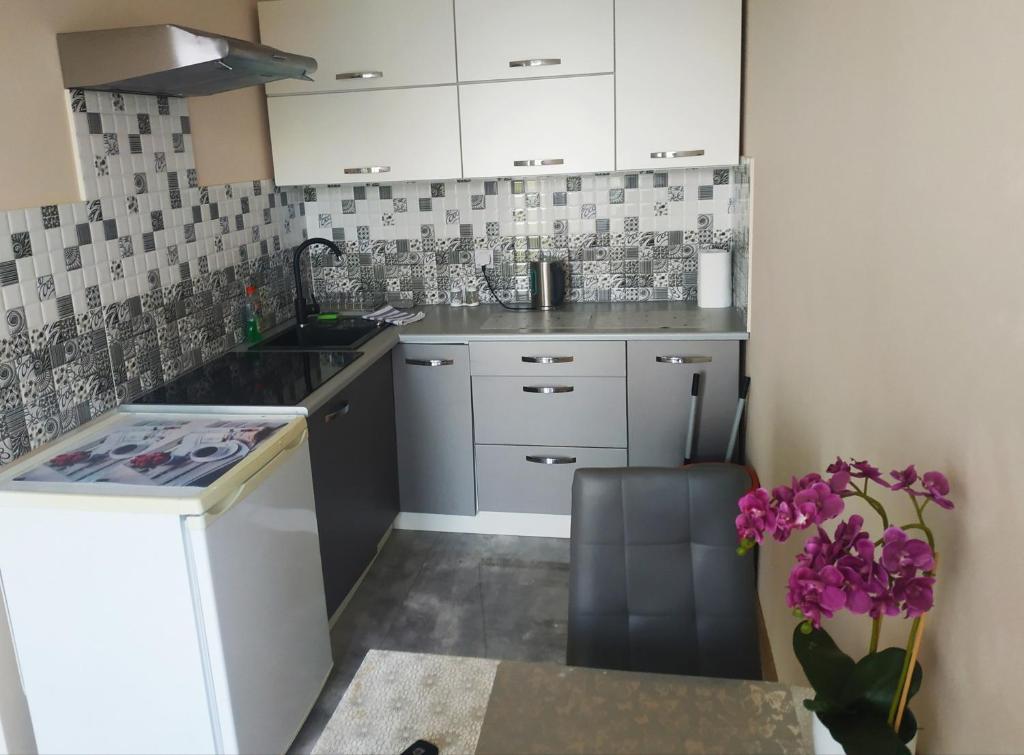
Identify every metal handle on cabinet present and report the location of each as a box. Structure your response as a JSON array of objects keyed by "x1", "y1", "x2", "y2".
[
  {"x1": 405, "y1": 358, "x2": 454, "y2": 367},
  {"x1": 513, "y1": 158, "x2": 564, "y2": 167},
  {"x1": 344, "y1": 166, "x2": 390, "y2": 174},
  {"x1": 656, "y1": 355, "x2": 712, "y2": 364},
  {"x1": 509, "y1": 58, "x2": 562, "y2": 68},
  {"x1": 324, "y1": 401, "x2": 350, "y2": 423},
  {"x1": 336, "y1": 71, "x2": 383, "y2": 80},
  {"x1": 523, "y1": 385, "x2": 574, "y2": 394},
  {"x1": 521, "y1": 355, "x2": 574, "y2": 364},
  {"x1": 526, "y1": 455, "x2": 577, "y2": 465},
  {"x1": 650, "y1": 150, "x2": 705, "y2": 159}
]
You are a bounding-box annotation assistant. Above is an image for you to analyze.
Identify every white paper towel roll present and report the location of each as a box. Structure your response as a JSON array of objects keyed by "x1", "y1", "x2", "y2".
[{"x1": 697, "y1": 249, "x2": 733, "y2": 308}]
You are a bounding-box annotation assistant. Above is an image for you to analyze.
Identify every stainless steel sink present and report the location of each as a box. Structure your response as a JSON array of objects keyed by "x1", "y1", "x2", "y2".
[{"x1": 252, "y1": 319, "x2": 387, "y2": 350}]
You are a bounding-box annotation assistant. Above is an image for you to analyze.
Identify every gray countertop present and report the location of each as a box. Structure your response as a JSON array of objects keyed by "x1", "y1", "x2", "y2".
[{"x1": 396, "y1": 302, "x2": 748, "y2": 343}]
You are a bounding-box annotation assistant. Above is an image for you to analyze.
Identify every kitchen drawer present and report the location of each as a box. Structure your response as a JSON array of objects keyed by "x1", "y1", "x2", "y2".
[
  {"x1": 454, "y1": 0, "x2": 613, "y2": 82},
  {"x1": 260, "y1": 0, "x2": 456, "y2": 94},
  {"x1": 473, "y1": 376, "x2": 626, "y2": 448},
  {"x1": 470, "y1": 340, "x2": 624, "y2": 377},
  {"x1": 459, "y1": 76, "x2": 615, "y2": 178},
  {"x1": 476, "y1": 444, "x2": 627, "y2": 515},
  {"x1": 266, "y1": 87, "x2": 462, "y2": 185}
]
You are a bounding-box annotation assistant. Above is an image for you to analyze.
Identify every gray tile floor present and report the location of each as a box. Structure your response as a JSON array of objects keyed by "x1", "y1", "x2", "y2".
[{"x1": 289, "y1": 531, "x2": 570, "y2": 754}]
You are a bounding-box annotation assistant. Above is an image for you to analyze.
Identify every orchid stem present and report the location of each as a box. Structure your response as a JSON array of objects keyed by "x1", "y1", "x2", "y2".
[
  {"x1": 850, "y1": 481, "x2": 890, "y2": 529},
  {"x1": 888, "y1": 615, "x2": 922, "y2": 727},
  {"x1": 869, "y1": 616, "x2": 882, "y2": 654}
]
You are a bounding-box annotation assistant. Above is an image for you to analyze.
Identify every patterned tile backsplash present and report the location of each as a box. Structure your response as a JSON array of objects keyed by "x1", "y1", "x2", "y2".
[
  {"x1": 0, "y1": 90, "x2": 305, "y2": 464},
  {"x1": 287, "y1": 163, "x2": 750, "y2": 308}
]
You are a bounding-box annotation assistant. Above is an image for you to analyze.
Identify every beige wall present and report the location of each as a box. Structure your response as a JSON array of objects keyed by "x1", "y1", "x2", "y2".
[
  {"x1": 743, "y1": 1, "x2": 1024, "y2": 752},
  {"x1": 0, "y1": 0, "x2": 274, "y2": 211}
]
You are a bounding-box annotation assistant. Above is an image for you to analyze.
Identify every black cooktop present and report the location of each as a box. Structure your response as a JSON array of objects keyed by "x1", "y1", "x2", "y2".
[{"x1": 131, "y1": 350, "x2": 363, "y2": 408}]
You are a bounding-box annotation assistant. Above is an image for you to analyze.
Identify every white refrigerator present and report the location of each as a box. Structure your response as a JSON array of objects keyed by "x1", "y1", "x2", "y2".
[{"x1": 0, "y1": 410, "x2": 332, "y2": 754}]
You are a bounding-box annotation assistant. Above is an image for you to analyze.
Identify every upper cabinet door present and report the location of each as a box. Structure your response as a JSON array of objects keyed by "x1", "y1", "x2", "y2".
[
  {"x1": 460, "y1": 76, "x2": 615, "y2": 178},
  {"x1": 615, "y1": 0, "x2": 741, "y2": 169},
  {"x1": 266, "y1": 87, "x2": 462, "y2": 185},
  {"x1": 454, "y1": 0, "x2": 613, "y2": 82},
  {"x1": 259, "y1": 0, "x2": 456, "y2": 95}
]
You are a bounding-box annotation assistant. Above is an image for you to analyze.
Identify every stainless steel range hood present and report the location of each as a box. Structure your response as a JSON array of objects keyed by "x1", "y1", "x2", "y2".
[{"x1": 57, "y1": 24, "x2": 317, "y2": 97}]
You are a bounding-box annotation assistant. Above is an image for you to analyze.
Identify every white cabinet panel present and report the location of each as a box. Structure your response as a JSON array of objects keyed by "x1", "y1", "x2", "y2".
[
  {"x1": 455, "y1": 0, "x2": 613, "y2": 82},
  {"x1": 259, "y1": 0, "x2": 456, "y2": 94},
  {"x1": 266, "y1": 87, "x2": 462, "y2": 185},
  {"x1": 616, "y1": 0, "x2": 741, "y2": 169},
  {"x1": 459, "y1": 76, "x2": 614, "y2": 178}
]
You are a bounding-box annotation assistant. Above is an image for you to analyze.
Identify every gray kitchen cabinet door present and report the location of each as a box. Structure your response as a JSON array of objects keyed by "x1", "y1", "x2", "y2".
[
  {"x1": 393, "y1": 343, "x2": 476, "y2": 515},
  {"x1": 627, "y1": 340, "x2": 740, "y2": 466}
]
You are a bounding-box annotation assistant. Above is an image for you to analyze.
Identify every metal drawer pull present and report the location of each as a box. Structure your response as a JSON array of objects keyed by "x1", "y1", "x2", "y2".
[
  {"x1": 521, "y1": 355, "x2": 574, "y2": 364},
  {"x1": 526, "y1": 455, "x2": 577, "y2": 465},
  {"x1": 344, "y1": 166, "x2": 390, "y2": 174},
  {"x1": 656, "y1": 355, "x2": 712, "y2": 364},
  {"x1": 523, "y1": 385, "x2": 574, "y2": 394},
  {"x1": 650, "y1": 149, "x2": 705, "y2": 159},
  {"x1": 336, "y1": 71, "x2": 383, "y2": 80},
  {"x1": 324, "y1": 401, "x2": 350, "y2": 423},
  {"x1": 513, "y1": 158, "x2": 564, "y2": 167},
  {"x1": 509, "y1": 58, "x2": 562, "y2": 68},
  {"x1": 405, "y1": 358, "x2": 454, "y2": 367}
]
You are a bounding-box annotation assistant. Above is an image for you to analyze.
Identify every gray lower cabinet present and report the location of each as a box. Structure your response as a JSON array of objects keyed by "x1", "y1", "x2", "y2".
[
  {"x1": 307, "y1": 355, "x2": 399, "y2": 617},
  {"x1": 393, "y1": 343, "x2": 476, "y2": 515},
  {"x1": 627, "y1": 340, "x2": 740, "y2": 466},
  {"x1": 475, "y1": 444, "x2": 627, "y2": 514}
]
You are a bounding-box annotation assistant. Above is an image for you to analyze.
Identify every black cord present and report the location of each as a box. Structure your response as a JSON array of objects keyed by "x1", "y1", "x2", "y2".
[{"x1": 481, "y1": 264, "x2": 533, "y2": 311}]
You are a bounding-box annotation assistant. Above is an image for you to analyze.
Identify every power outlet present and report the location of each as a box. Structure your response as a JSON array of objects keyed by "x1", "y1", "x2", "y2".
[{"x1": 474, "y1": 248, "x2": 492, "y2": 267}]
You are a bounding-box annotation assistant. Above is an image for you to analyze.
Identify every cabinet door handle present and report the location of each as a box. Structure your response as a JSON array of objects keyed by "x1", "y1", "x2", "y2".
[
  {"x1": 345, "y1": 166, "x2": 390, "y2": 174},
  {"x1": 336, "y1": 70, "x2": 383, "y2": 80},
  {"x1": 405, "y1": 358, "x2": 454, "y2": 367},
  {"x1": 509, "y1": 58, "x2": 561, "y2": 68},
  {"x1": 523, "y1": 385, "x2": 574, "y2": 394},
  {"x1": 526, "y1": 455, "x2": 577, "y2": 465},
  {"x1": 650, "y1": 150, "x2": 705, "y2": 159},
  {"x1": 324, "y1": 401, "x2": 350, "y2": 423},
  {"x1": 657, "y1": 355, "x2": 712, "y2": 364},
  {"x1": 521, "y1": 355, "x2": 574, "y2": 364},
  {"x1": 513, "y1": 158, "x2": 564, "y2": 167}
]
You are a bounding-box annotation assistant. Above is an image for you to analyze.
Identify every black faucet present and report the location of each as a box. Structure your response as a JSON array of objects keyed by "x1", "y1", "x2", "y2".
[{"x1": 293, "y1": 237, "x2": 344, "y2": 327}]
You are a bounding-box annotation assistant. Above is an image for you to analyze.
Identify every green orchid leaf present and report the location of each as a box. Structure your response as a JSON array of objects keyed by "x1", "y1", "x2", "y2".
[
  {"x1": 793, "y1": 624, "x2": 856, "y2": 706},
  {"x1": 818, "y1": 709, "x2": 910, "y2": 755},
  {"x1": 839, "y1": 648, "x2": 923, "y2": 713}
]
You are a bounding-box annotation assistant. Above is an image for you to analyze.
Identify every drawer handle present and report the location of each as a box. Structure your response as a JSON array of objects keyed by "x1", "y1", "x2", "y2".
[
  {"x1": 509, "y1": 58, "x2": 562, "y2": 68},
  {"x1": 513, "y1": 158, "x2": 564, "y2": 167},
  {"x1": 521, "y1": 355, "x2": 574, "y2": 364},
  {"x1": 336, "y1": 70, "x2": 383, "y2": 80},
  {"x1": 523, "y1": 385, "x2": 574, "y2": 394},
  {"x1": 650, "y1": 150, "x2": 705, "y2": 159},
  {"x1": 526, "y1": 455, "x2": 577, "y2": 465},
  {"x1": 656, "y1": 355, "x2": 712, "y2": 364},
  {"x1": 345, "y1": 166, "x2": 390, "y2": 174},
  {"x1": 324, "y1": 401, "x2": 350, "y2": 423},
  {"x1": 406, "y1": 358, "x2": 454, "y2": 367}
]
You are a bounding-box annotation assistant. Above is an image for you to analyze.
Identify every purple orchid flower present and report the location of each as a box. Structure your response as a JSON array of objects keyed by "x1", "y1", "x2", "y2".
[
  {"x1": 921, "y1": 471, "x2": 955, "y2": 509},
  {"x1": 735, "y1": 488, "x2": 776, "y2": 544},
  {"x1": 851, "y1": 459, "x2": 890, "y2": 488},
  {"x1": 889, "y1": 465, "x2": 919, "y2": 492},
  {"x1": 787, "y1": 564, "x2": 848, "y2": 628},
  {"x1": 880, "y1": 527, "x2": 935, "y2": 576},
  {"x1": 893, "y1": 574, "x2": 936, "y2": 618}
]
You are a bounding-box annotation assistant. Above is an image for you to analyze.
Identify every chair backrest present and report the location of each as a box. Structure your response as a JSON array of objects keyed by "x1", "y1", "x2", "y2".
[{"x1": 567, "y1": 465, "x2": 761, "y2": 679}]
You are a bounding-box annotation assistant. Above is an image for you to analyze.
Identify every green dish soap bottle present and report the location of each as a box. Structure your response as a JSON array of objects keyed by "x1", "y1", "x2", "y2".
[{"x1": 245, "y1": 285, "x2": 263, "y2": 343}]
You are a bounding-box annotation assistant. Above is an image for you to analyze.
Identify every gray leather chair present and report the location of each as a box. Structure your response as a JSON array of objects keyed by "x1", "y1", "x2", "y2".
[{"x1": 567, "y1": 465, "x2": 761, "y2": 680}]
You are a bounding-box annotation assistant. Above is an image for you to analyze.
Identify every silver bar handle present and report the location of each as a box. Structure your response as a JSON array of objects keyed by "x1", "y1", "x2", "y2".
[
  {"x1": 406, "y1": 358, "x2": 454, "y2": 367},
  {"x1": 509, "y1": 58, "x2": 562, "y2": 68},
  {"x1": 657, "y1": 355, "x2": 712, "y2": 364},
  {"x1": 513, "y1": 158, "x2": 564, "y2": 167},
  {"x1": 650, "y1": 150, "x2": 705, "y2": 159},
  {"x1": 523, "y1": 385, "x2": 574, "y2": 394},
  {"x1": 336, "y1": 71, "x2": 383, "y2": 80},
  {"x1": 526, "y1": 455, "x2": 577, "y2": 465},
  {"x1": 324, "y1": 401, "x2": 350, "y2": 423},
  {"x1": 345, "y1": 166, "x2": 390, "y2": 174},
  {"x1": 521, "y1": 355, "x2": 574, "y2": 364}
]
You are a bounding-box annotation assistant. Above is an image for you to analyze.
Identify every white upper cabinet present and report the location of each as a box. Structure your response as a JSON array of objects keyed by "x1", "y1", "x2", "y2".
[
  {"x1": 266, "y1": 87, "x2": 462, "y2": 185},
  {"x1": 459, "y1": 76, "x2": 615, "y2": 178},
  {"x1": 454, "y1": 0, "x2": 613, "y2": 82},
  {"x1": 259, "y1": 0, "x2": 456, "y2": 94},
  {"x1": 615, "y1": 0, "x2": 741, "y2": 169}
]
